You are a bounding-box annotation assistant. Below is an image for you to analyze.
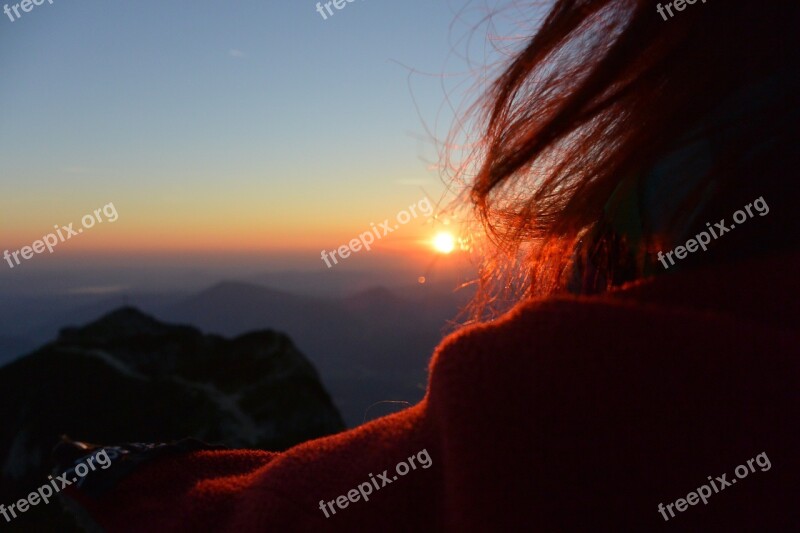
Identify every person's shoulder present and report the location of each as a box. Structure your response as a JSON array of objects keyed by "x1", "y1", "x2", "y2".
[
  {"x1": 428, "y1": 288, "x2": 727, "y2": 380},
  {"x1": 424, "y1": 257, "x2": 800, "y2": 530},
  {"x1": 428, "y1": 253, "x2": 800, "y2": 408}
]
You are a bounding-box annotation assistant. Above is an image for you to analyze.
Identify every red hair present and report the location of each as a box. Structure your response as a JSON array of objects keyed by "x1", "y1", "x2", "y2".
[{"x1": 461, "y1": 0, "x2": 800, "y2": 320}]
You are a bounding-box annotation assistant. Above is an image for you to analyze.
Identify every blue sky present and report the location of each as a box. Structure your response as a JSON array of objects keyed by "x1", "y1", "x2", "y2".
[{"x1": 0, "y1": 0, "x2": 526, "y2": 284}]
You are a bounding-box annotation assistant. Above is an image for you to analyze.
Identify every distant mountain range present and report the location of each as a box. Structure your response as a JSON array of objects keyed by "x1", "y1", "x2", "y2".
[
  {"x1": 163, "y1": 281, "x2": 468, "y2": 425},
  {"x1": 0, "y1": 307, "x2": 343, "y2": 530},
  {"x1": 0, "y1": 279, "x2": 470, "y2": 426}
]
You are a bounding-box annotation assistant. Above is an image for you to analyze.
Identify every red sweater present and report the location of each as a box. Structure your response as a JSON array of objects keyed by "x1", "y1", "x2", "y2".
[{"x1": 67, "y1": 254, "x2": 800, "y2": 531}]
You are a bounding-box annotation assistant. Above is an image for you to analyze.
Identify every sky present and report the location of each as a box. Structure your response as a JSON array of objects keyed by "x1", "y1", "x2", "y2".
[{"x1": 0, "y1": 0, "x2": 529, "y2": 292}]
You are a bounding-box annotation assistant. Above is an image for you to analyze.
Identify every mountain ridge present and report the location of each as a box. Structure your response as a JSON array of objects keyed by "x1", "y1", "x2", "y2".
[{"x1": 0, "y1": 306, "x2": 344, "y2": 529}]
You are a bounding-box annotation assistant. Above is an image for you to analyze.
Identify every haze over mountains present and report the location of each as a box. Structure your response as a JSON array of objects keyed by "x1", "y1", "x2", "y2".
[{"x1": 0, "y1": 269, "x2": 472, "y2": 426}]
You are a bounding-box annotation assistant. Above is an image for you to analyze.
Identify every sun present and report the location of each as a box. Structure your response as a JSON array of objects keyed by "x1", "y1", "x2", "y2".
[{"x1": 432, "y1": 231, "x2": 456, "y2": 254}]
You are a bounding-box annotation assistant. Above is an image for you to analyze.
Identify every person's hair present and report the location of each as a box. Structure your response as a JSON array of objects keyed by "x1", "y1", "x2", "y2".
[{"x1": 462, "y1": 0, "x2": 800, "y2": 320}]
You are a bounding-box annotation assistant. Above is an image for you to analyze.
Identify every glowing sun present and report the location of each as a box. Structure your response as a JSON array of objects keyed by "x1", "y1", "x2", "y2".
[{"x1": 432, "y1": 231, "x2": 456, "y2": 254}]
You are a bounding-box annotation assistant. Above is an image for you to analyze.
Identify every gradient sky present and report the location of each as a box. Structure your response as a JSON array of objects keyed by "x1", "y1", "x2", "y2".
[{"x1": 0, "y1": 0, "x2": 526, "y2": 283}]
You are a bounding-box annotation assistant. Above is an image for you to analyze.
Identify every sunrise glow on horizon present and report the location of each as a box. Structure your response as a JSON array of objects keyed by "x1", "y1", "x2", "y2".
[{"x1": 0, "y1": 0, "x2": 508, "y2": 278}]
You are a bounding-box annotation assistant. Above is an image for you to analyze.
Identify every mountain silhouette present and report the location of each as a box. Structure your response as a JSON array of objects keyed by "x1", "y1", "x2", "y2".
[
  {"x1": 162, "y1": 281, "x2": 464, "y2": 425},
  {"x1": 0, "y1": 307, "x2": 343, "y2": 530}
]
